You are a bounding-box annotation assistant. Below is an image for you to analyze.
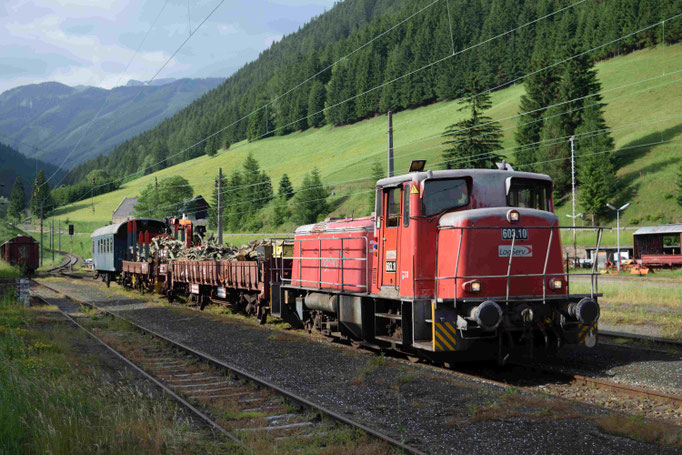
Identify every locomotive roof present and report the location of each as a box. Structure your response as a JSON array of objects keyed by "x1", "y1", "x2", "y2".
[
  {"x1": 91, "y1": 218, "x2": 164, "y2": 238},
  {"x1": 376, "y1": 169, "x2": 551, "y2": 188}
]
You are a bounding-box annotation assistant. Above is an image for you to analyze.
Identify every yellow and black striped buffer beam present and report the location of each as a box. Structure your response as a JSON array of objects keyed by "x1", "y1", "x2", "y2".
[
  {"x1": 577, "y1": 323, "x2": 597, "y2": 343},
  {"x1": 433, "y1": 321, "x2": 458, "y2": 352}
]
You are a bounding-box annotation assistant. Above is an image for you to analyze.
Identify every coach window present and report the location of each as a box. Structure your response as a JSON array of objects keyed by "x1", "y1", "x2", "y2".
[
  {"x1": 403, "y1": 185, "x2": 410, "y2": 227},
  {"x1": 506, "y1": 178, "x2": 551, "y2": 212},
  {"x1": 386, "y1": 188, "x2": 400, "y2": 228}
]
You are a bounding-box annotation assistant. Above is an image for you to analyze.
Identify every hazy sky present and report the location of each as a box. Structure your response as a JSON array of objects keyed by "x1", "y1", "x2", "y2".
[{"x1": 0, "y1": 0, "x2": 337, "y2": 94}]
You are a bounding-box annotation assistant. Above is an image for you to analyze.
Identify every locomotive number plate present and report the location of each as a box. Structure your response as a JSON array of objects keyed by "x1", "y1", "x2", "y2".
[
  {"x1": 501, "y1": 227, "x2": 528, "y2": 240},
  {"x1": 385, "y1": 261, "x2": 397, "y2": 272}
]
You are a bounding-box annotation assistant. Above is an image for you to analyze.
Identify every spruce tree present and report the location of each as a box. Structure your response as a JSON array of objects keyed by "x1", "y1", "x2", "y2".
[
  {"x1": 538, "y1": 48, "x2": 606, "y2": 198},
  {"x1": 307, "y1": 81, "x2": 326, "y2": 128},
  {"x1": 225, "y1": 169, "x2": 243, "y2": 231},
  {"x1": 7, "y1": 177, "x2": 26, "y2": 222},
  {"x1": 514, "y1": 57, "x2": 561, "y2": 171},
  {"x1": 278, "y1": 174, "x2": 294, "y2": 200},
  {"x1": 577, "y1": 104, "x2": 616, "y2": 225},
  {"x1": 294, "y1": 168, "x2": 330, "y2": 224},
  {"x1": 441, "y1": 77, "x2": 503, "y2": 169},
  {"x1": 30, "y1": 170, "x2": 55, "y2": 219},
  {"x1": 272, "y1": 196, "x2": 290, "y2": 226}
]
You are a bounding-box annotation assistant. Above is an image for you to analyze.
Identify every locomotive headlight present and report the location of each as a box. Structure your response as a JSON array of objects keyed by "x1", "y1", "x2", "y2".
[
  {"x1": 507, "y1": 209, "x2": 520, "y2": 223},
  {"x1": 462, "y1": 280, "x2": 481, "y2": 292},
  {"x1": 549, "y1": 278, "x2": 563, "y2": 290}
]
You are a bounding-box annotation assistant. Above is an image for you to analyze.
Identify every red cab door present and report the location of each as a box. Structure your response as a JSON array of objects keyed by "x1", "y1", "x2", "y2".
[{"x1": 381, "y1": 187, "x2": 401, "y2": 287}]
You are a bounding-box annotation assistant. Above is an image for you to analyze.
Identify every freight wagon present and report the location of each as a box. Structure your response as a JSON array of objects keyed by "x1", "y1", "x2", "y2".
[{"x1": 0, "y1": 235, "x2": 39, "y2": 274}]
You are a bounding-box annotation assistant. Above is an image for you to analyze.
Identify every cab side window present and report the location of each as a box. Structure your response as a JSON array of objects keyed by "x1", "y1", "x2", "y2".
[
  {"x1": 403, "y1": 185, "x2": 410, "y2": 227},
  {"x1": 386, "y1": 188, "x2": 400, "y2": 228}
]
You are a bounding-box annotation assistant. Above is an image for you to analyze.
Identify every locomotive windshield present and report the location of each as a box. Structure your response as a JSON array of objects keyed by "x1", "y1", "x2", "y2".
[
  {"x1": 506, "y1": 178, "x2": 552, "y2": 212},
  {"x1": 422, "y1": 178, "x2": 469, "y2": 216}
]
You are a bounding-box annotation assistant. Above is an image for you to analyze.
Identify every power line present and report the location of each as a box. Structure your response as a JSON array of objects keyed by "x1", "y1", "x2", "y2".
[
  {"x1": 82, "y1": 0, "x2": 587, "y2": 191},
  {"x1": 166, "y1": 113, "x2": 682, "y2": 219},
  {"x1": 154, "y1": 10, "x2": 679, "y2": 196},
  {"x1": 49, "y1": 0, "x2": 225, "y2": 189},
  {"x1": 63, "y1": 10, "x2": 681, "y2": 212},
  {"x1": 126, "y1": 67, "x2": 682, "y2": 208}
]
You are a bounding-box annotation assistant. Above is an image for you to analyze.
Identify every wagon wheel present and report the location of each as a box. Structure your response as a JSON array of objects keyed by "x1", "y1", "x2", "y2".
[
  {"x1": 350, "y1": 340, "x2": 363, "y2": 350},
  {"x1": 105, "y1": 274, "x2": 110, "y2": 288},
  {"x1": 199, "y1": 295, "x2": 207, "y2": 311},
  {"x1": 406, "y1": 355, "x2": 421, "y2": 364}
]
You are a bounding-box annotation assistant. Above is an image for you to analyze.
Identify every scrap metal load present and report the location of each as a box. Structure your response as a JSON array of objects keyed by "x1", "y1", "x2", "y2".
[{"x1": 150, "y1": 236, "x2": 272, "y2": 262}]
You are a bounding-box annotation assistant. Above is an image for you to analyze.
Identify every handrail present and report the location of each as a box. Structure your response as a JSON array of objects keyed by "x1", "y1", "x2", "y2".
[
  {"x1": 281, "y1": 235, "x2": 370, "y2": 292},
  {"x1": 435, "y1": 225, "x2": 605, "y2": 303}
]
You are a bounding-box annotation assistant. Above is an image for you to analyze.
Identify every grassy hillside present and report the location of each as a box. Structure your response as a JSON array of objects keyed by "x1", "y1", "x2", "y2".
[{"x1": 49, "y1": 44, "x2": 682, "y2": 246}]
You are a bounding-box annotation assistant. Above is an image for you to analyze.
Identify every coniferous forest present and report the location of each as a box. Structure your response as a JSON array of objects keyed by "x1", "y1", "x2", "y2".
[{"x1": 65, "y1": 0, "x2": 681, "y2": 188}]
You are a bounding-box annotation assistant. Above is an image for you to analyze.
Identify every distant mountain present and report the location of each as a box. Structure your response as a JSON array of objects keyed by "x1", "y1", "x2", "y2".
[
  {"x1": 125, "y1": 78, "x2": 177, "y2": 87},
  {"x1": 0, "y1": 142, "x2": 64, "y2": 201},
  {"x1": 0, "y1": 77, "x2": 223, "y2": 169}
]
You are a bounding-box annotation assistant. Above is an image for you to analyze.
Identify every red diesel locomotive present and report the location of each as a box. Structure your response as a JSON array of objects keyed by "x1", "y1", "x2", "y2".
[{"x1": 273, "y1": 165, "x2": 602, "y2": 362}]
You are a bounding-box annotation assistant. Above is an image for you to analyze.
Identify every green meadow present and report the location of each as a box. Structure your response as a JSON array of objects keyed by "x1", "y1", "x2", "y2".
[{"x1": 48, "y1": 44, "x2": 682, "y2": 245}]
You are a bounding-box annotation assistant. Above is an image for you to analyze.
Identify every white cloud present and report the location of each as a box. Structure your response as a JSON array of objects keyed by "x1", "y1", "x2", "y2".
[{"x1": 218, "y1": 23, "x2": 237, "y2": 35}]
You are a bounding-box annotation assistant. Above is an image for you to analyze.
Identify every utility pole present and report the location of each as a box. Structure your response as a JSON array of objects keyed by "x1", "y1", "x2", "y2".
[
  {"x1": 58, "y1": 221, "x2": 61, "y2": 253},
  {"x1": 40, "y1": 206, "x2": 43, "y2": 267},
  {"x1": 51, "y1": 219, "x2": 54, "y2": 263},
  {"x1": 569, "y1": 135, "x2": 577, "y2": 253},
  {"x1": 387, "y1": 110, "x2": 394, "y2": 178},
  {"x1": 607, "y1": 202, "x2": 630, "y2": 272},
  {"x1": 217, "y1": 168, "x2": 223, "y2": 245},
  {"x1": 91, "y1": 177, "x2": 96, "y2": 213}
]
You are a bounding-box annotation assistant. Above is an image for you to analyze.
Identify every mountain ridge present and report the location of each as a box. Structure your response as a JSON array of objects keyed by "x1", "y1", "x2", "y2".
[{"x1": 0, "y1": 77, "x2": 224, "y2": 170}]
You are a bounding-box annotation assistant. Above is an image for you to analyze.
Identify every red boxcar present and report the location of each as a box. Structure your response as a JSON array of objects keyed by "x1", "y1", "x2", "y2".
[{"x1": 0, "y1": 235, "x2": 40, "y2": 274}]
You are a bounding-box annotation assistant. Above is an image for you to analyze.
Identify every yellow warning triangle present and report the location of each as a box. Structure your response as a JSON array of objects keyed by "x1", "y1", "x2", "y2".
[{"x1": 410, "y1": 184, "x2": 419, "y2": 194}]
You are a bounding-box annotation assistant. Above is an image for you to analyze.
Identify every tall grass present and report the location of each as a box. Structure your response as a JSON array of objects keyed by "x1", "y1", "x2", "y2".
[
  {"x1": 0, "y1": 261, "x2": 22, "y2": 279},
  {"x1": 0, "y1": 293, "x2": 235, "y2": 453}
]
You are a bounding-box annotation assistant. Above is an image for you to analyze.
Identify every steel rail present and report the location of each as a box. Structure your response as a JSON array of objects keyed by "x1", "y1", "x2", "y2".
[
  {"x1": 510, "y1": 361, "x2": 682, "y2": 405},
  {"x1": 31, "y1": 294, "x2": 245, "y2": 448},
  {"x1": 34, "y1": 282, "x2": 427, "y2": 455}
]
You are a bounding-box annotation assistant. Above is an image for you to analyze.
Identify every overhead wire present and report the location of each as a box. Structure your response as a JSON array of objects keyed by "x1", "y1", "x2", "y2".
[
  {"x1": 43, "y1": 0, "x2": 172, "y2": 187},
  {"x1": 80, "y1": 0, "x2": 589, "y2": 192},
  {"x1": 49, "y1": 0, "x2": 225, "y2": 189},
  {"x1": 168, "y1": 113, "x2": 682, "y2": 219},
  {"x1": 110, "y1": 11, "x2": 681, "y2": 198},
  {"x1": 136, "y1": 66, "x2": 682, "y2": 212},
  {"x1": 59, "y1": 9, "x2": 681, "y2": 218}
]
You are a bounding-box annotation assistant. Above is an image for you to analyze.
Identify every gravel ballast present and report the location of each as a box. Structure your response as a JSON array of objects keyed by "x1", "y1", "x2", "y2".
[{"x1": 35, "y1": 278, "x2": 682, "y2": 455}]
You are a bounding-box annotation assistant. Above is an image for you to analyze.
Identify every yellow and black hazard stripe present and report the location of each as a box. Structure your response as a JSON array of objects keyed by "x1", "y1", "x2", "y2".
[
  {"x1": 577, "y1": 323, "x2": 597, "y2": 343},
  {"x1": 433, "y1": 321, "x2": 458, "y2": 352}
]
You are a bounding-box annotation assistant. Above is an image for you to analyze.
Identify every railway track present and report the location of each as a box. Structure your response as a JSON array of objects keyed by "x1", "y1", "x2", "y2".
[
  {"x1": 33, "y1": 285, "x2": 425, "y2": 455},
  {"x1": 45, "y1": 252, "x2": 79, "y2": 275}
]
